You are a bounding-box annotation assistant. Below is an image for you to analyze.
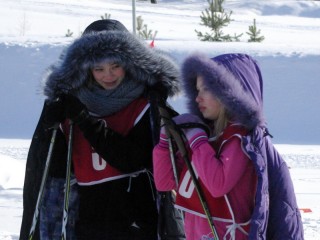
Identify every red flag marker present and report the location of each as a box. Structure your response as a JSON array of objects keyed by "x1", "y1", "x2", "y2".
[
  {"x1": 150, "y1": 30, "x2": 158, "y2": 48},
  {"x1": 300, "y1": 208, "x2": 312, "y2": 213},
  {"x1": 150, "y1": 40, "x2": 154, "y2": 48}
]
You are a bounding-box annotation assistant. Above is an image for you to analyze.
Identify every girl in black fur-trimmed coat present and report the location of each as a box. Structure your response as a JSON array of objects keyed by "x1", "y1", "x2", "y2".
[{"x1": 19, "y1": 19, "x2": 180, "y2": 240}]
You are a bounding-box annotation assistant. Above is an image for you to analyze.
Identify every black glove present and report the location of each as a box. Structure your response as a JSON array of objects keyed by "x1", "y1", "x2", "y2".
[
  {"x1": 64, "y1": 94, "x2": 89, "y2": 124},
  {"x1": 43, "y1": 98, "x2": 66, "y2": 129},
  {"x1": 148, "y1": 82, "x2": 168, "y2": 101}
]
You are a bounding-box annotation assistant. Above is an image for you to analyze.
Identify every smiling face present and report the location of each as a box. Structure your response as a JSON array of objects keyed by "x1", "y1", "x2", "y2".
[
  {"x1": 91, "y1": 62, "x2": 126, "y2": 90},
  {"x1": 195, "y1": 76, "x2": 223, "y2": 121}
]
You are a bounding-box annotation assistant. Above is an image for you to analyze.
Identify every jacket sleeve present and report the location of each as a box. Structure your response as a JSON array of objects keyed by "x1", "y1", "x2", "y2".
[
  {"x1": 76, "y1": 110, "x2": 154, "y2": 173},
  {"x1": 153, "y1": 143, "x2": 184, "y2": 191},
  {"x1": 192, "y1": 137, "x2": 251, "y2": 197},
  {"x1": 20, "y1": 103, "x2": 68, "y2": 240}
]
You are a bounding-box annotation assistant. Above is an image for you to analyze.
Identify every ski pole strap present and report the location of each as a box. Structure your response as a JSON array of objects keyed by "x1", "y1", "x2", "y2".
[
  {"x1": 158, "y1": 106, "x2": 220, "y2": 240},
  {"x1": 178, "y1": 122, "x2": 211, "y2": 137},
  {"x1": 158, "y1": 107, "x2": 187, "y2": 157}
]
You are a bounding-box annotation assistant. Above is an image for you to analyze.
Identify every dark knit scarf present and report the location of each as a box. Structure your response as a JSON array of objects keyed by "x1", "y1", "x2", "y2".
[{"x1": 74, "y1": 77, "x2": 145, "y2": 117}]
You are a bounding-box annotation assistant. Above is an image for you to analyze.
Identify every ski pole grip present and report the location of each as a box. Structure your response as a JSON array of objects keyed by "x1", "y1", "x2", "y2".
[{"x1": 158, "y1": 106, "x2": 188, "y2": 157}]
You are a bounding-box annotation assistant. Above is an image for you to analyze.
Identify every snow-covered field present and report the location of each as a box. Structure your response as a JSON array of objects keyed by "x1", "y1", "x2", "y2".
[
  {"x1": 0, "y1": 0, "x2": 319, "y2": 239},
  {"x1": 1, "y1": 140, "x2": 319, "y2": 239}
]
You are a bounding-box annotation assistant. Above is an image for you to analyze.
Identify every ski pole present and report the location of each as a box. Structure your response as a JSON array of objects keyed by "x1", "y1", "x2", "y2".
[
  {"x1": 61, "y1": 121, "x2": 74, "y2": 240},
  {"x1": 148, "y1": 91, "x2": 186, "y2": 238},
  {"x1": 148, "y1": 90, "x2": 180, "y2": 185},
  {"x1": 167, "y1": 135, "x2": 186, "y2": 225},
  {"x1": 167, "y1": 136, "x2": 179, "y2": 186},
  {"x1": 28, "y1": 124, "x2": 59, "y2": 240},
  {"x1": 158, "y1": 106, "x2": 220, "y2": 240}
]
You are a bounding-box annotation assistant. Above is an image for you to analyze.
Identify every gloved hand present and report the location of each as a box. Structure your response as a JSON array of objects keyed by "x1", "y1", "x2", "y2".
[
  {"x1": 43, "y1": 98, "x2": 66, "y2": 129},
  {"x1": 173, "y1": 113, "x2": 209, "y2": 150},
  {"x1": 64, "y1": 94, "x2": 89, "y2": 124},
  {"x1": 150, "y1": 82, "x2": 169, "y2": 100},
  {"x1": 173, "y1": 113, "x2": 204, "y2": 125}
]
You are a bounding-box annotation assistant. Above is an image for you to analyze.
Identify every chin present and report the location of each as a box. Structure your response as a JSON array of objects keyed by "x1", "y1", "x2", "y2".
[
  {"x1": 202, "y1": 113, "x2": 209, "y2": 119},
  {"x1": 203, "y1": 114, "x2": 214, "y2": 121}
]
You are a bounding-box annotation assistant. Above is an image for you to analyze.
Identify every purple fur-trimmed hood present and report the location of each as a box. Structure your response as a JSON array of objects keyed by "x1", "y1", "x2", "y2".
[{"x1": 181, "y1": 53, "x2": 265, "y2": 130}]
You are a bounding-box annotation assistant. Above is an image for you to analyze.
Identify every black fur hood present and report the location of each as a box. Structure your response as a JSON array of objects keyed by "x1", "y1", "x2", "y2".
[{"x1": 43, "y1": 31, "x2": 180, "y2": 100}]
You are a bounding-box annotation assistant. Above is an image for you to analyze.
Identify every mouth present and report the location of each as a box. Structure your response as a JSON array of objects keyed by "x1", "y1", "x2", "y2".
[
  {"x1": 103, "y1": 80, "x2": 118, "y2": 86},
  {"x1": 198, "y1": 105, "x2": 205, "y2": 112}
]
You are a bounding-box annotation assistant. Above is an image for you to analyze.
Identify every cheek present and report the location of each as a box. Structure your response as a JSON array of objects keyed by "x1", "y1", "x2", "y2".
[
  {"x1": 213, "y1": 101, "x2": 221, "y2": 109},
  {"x1": 92, "y1": 71, "x2": 100, "y2": 80},
  {"x1": 115, "y1": 69, "x2": 125, "y2": 78},
  {"x1": 208, "y1": 98, "x2": 221, "y2": 111}
]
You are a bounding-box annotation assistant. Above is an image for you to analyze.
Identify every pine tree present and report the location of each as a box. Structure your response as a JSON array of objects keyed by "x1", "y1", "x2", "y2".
[
  {"x1": 195, "y1": 0, "x2": 242, "y2": 42},
  {"x1": 101, "y1": 13, "x2": 111, "y2": 20},
  {"x1": 247, "y1": 19, "x2": 265, "y2": 42},
  {"x1": 136, "y1": 16, "x2": 156, "y2": 40},
  {"x1": 65, "y1": 29, "x2": 73, "y2": 37}
]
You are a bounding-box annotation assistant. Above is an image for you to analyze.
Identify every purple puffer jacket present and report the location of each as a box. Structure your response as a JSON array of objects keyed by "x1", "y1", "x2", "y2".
[{"x1": 243, "y1": 127, "x2": 304, "y2": 239}]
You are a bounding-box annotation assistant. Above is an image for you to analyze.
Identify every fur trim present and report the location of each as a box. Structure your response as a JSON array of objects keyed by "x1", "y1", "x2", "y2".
[
  {"x1": 43, "y1": 31, "x2": 180, "y2": 100},
  {"x1": 181, "y1": 53, "x2": 264, "y2": 129}
]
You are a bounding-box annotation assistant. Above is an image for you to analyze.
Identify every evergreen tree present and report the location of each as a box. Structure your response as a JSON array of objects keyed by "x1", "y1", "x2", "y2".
[
  {"x1": 195, "y1": 0, "x2": 242, "y2": 42},
  {"x1": 65, "y1": 29, "x2": 73, "y2": 37},
  {"x1": 247, "y1": 19, "x2": 265, "y2": 42},
  {"x1": 136, "y1": 16, "x2": 157, "y2": 40},
  {"x1": 101, "y1": 13, "x2": 111, "y2": 20}
]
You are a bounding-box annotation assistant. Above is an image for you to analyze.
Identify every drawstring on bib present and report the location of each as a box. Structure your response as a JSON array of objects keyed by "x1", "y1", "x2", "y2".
[
  {"x1": 127, "y1": 176, "x2": 133, "y2": 192},
  {"x1": 223, "y1": 220, "x2": 250, "y2": 240},
  {"x1": 126, "y1": 169, "x2": 156, "y2": 201}
]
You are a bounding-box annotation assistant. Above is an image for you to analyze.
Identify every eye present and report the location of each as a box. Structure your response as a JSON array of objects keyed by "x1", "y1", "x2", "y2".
[
  {"x1": 203, "y1": 86, "x2": 209, "y2": 92},
  {"x1": 197, "y1": 86, "x2": 209, "y2": 93},
  {"x1": 111, "y1": 64, "x2": 120, "y2": 70},
  {"x1": 92, "y1": 66, "x2": 103, "y2": 72}
]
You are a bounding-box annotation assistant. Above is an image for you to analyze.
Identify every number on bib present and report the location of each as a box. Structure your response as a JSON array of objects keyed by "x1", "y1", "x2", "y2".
[{"x1": 92, "y1": 152, "x2": 107, "y2": 170}]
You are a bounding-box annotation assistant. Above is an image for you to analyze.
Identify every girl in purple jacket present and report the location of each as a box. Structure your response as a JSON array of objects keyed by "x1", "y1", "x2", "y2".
[{"x1": 153, "y1": 53, "x2": 304, "y2": 239}]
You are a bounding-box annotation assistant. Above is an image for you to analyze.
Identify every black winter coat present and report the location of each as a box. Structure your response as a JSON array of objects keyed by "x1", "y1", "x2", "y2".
[{"x1": 20, "y1": 101, "x2": 173, "y2": 239}]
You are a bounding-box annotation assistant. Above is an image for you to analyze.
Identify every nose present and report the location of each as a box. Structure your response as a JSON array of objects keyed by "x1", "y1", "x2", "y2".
[
  {"x1": 103, "y1": 68, "x2": 114, "y2": 79},
  {"x1": 195, "y1": 93, "x2": 201, "y2": 103}
]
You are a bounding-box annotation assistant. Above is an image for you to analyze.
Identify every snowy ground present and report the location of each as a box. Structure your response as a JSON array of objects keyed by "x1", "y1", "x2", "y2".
[
  {"x1": 0, "y1": 140, "x2": 320, "y2": 239},
  {"x1": 0, "y1": 0, "x2": 320, "y2": 239}
]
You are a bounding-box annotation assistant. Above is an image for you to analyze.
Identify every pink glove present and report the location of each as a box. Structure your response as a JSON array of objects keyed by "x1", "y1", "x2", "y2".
[{"x1": 173, "y1": 113, "x2": 209, "y2": 150}]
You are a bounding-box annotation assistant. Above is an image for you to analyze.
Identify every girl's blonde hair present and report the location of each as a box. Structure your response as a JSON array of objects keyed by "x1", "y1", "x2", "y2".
[{"x1": 212, "y1": 105, "x2": 229, "y2": 137}]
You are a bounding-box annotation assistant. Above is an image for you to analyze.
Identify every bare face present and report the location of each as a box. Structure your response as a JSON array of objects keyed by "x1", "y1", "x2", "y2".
[
  {"x1": 195, "y1": 76, "x2": 223, "y2": 121},
  {"x1": 91, "y1": 62, "x2": 126, "y2": 90}
]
